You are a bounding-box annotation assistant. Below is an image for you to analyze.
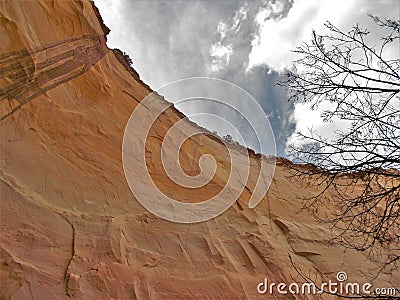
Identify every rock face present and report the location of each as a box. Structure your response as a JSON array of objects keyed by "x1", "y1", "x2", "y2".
[{"x1": 0, "y1": 1, "x2": 398, "y2": 299}]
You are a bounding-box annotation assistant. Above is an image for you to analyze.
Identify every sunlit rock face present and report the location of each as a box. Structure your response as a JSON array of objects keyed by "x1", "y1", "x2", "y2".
[{"x1": 0, "y1": 1, "x2": 397, "y2": 299}]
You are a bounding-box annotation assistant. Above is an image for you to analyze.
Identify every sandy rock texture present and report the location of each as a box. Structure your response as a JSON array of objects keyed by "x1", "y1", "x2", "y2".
[{"x1": 0, "y1": 1, "x2": 398, "y2": 299}]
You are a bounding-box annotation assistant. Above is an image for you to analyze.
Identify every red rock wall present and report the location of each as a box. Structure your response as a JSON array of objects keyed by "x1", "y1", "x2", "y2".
[{"x1": 0, "y1": 1, "x2": 398, "y2": 299}]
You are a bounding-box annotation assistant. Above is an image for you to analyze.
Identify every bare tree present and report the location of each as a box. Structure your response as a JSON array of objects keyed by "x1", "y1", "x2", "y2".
[{"x1": 281, "y1": 16, "x2": 400, "y2": 274}]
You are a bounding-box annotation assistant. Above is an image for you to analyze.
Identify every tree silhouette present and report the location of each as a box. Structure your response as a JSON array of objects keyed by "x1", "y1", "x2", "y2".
[
  {"x1": 223, "y1": 134, "x2": 233, "y2": 142},
  {"x1": 281, "y1": 16, "x2": 399, "y2": 274}
]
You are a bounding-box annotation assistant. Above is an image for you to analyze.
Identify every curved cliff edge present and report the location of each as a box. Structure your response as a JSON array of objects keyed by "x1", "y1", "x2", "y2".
[{"x1": 0, "y1": 1, "x2": 398, "y2": 299}]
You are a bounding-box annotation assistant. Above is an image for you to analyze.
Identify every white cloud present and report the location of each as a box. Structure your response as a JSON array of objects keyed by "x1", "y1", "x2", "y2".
[
  {"x1": 248, "y1": 0, "x2": 361, "y2": 72},
  {"x1": 209, "y1": 42, "x2": 233, "y2": 72},
  {"x1": 217, "y1": 21, "x2": 229, "y2": 40},
  {"x1": 209, "y1": 4, "x2": 248, "y2": 72},
  {"x1": 246, "y1": 0, "x2": 399, "y2": 155},
  {"x1": 231, "y1": 5, "x2": 248, "y2": 32},
  {"x1": 287, "y1": 101, "x2": 352, "y2": 148}
]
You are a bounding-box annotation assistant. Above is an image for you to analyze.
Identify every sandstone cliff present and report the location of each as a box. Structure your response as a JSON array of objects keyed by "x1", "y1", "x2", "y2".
[{"x1": 0, "y1": 1, "x2": 398, "y2": 299}]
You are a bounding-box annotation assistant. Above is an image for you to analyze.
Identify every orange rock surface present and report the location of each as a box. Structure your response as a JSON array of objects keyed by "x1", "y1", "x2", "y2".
[{"x1": 0, "y1": 1, "x2": 398, "y2": 299}]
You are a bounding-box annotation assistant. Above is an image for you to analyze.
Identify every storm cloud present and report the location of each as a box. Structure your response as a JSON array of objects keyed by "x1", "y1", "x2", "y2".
[
  {"x1": 95, "y1": 0, "x2": 295, "y2": 156},
  {"x1": 95, "y1": 0, "x2": 398, "y2": 157}
]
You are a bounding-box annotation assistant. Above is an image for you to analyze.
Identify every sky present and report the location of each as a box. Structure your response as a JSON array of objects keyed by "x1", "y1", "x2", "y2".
[{"x1": 95, "y1": 0, "x2": 399, "y2": 157}]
